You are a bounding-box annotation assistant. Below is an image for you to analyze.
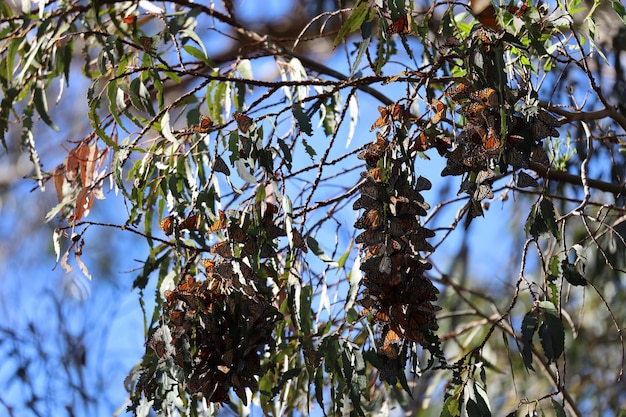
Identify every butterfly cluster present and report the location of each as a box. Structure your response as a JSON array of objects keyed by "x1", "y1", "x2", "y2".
[
  {"x1": 159, "y1": 269, "x2": 281, "y2": 405},
  {"x1": 434, "y1": 28, "x2": 558, "y2": 218},
  {"x1": 144, "y1": 204, "x2": 285, "y2": 406},
  {"x1": 356, "y1": 132, "x2": 440, "y2": 382}
]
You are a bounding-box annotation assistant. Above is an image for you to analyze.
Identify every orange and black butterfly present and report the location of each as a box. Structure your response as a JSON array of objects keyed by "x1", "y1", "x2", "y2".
[
  {"x1": 445, "y1": 82, "x2": 472, "y2": 102},
  {"x1": 414, "y1": 131, "x2": 430, "y2": 152},
  {"x1": 180, "y1": 213, "x2": 201, "y2": 231},
  {"x1": 471, "y1": 87, "x2": 498, "y2": 108},
  {"x1": 387, "y1": 13, "x2": 412, "y2": 35},
  {"x1": 431, "y1": 99, "x2": 446, "y2": 123},
  {"x1": 354, "y1": 208, "x2": 383, "y2": 230},
  {"x1": 210, "y1": 210, "x2": 228, "y2": 232},
  {"x1": 377, "y1": 325, "x2": 401, "y2": 359},
  {"x1": 516, "y1": 171, "x2": 539, "y2": 188},
  {"x1": 160, "y1": 216, "x2": 174, "y2": 235},
  {"x1": 353, "y1": 194, "x2": 381, "y2": 212},
  {"x1": 370, "y1": 104, "x2": 405, "y2": 130},
  {"x1": 233, "y1": 112, "x2": 253, "y2": 133},
  {"x1": 470, "y1": 0, "x2": 499, "y2": 30},
  {"x1": 356, "y1": 229, "x2": 384, "y2": 247},
  {"x1": 482, "y1": 126, "x2": 500, "y2": 151},
  {"x1": 191, "y1": 115, "x2": 213, "y2": 133},
  {"x1": 211, "y1": 241, "x2": 233, "y2": 258}
]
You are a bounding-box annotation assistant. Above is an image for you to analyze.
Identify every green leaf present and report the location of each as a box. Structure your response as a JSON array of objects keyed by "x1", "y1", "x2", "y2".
[
  {"x1": 334, "y1": 2, "x2": 369, "y2": 46},
  {"x1": 525, "y1": 198, "x2": 560, "y2": 240},
  {"x1": 270, "y1": 368, "x2": 301, "y2": 399},
  {"x1": 292, "y1": 103, "x2": 312, "y2": 136},
  {"x1": 33, "y1": 84, "x2": 59, "y2": 131},
  {"x1": 521, "y1": 311, "x2": 538, "y2": 370},
  {"x1": 561, "y1": 259, "x2": 587, "y2": 286},
  {"x1": 552, "y1": 399, "x2": 567, "y2": 417},
  {"x1": 441, "y1": 395, "x2": 461, "y2": 417},
  {"x1": 538, "y1": 303, "x2": 565, "y2": 362},
  {"x1": 302, "y1": 137, "x2": 317, "y2": 158},
  {"x1": 466, "y1": 399, "x2": 490, "y2": 417},
  {"x1": 183, "y1": 45, "x2": 213, "y2": 67},
  {"x1": 613, "y1": 0, "x2": 626, "y2": 24},
  {"x1": 351, "y1": 26, "x2": 372, "y2": 77},
  {"x1": 306, "y1": 236, "x2": 338, "y2": 266},
  {"x1": 539, "y1": 198, "x2": 560, "y2": 240}
]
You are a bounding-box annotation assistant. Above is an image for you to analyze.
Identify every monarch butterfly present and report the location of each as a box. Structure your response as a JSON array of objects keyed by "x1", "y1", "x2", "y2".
[
  {"x1": 211, "y1": 241, "x2": 233, "y2": 258},
  {"x1": 444, "y1": 82, "x2": 471, "y2": 102},
  {"x1": 389, "y1": 196, "x2": 426, "y2": 216},
  {"x1": 378, "y1": 325, "x2": 401, "y2": 359},
  {"x1": 482, "y1": 126, "x2": 500, "y2": 150},
  {"x1": 290, "y1": 228, "x2": 308, "y2": 252},
  {"x1": 506, "y1": 148, "x2": 529, "y2": 168},
  {"x1": 212, "y1": 155, "x2": 230, "y2": 175},
  {"x1": 414, "y1": 131, "x2": 430, "y2": 152},
  {"x1": 159, "y1": 215, "x2": 174, "y2": 235},
  {"x1": 473, "y1": 183, "x2": 494, "y2": 201},
  {"x1": 435, "y1": 134, "x2": 452, "y2": 156},
  {"x1": 192, "y1": 115, "x2": 213, "y2": 133},
  {"x1": 360, "y1": 256, "x2": 382, "y2": 275},
  {"x1": 211, "y1": 210, "x2": 228, "y2": 232},
  {"x1": 199, "y1": 258, "x2": 216, "y2": 272},
  {"x1": 471, "y1": 87, "x2": 499, "y2": 107},
  {"x1": 361, "y1": 167, "x2": 383, "y2": 183},
  {"x1": 359, "y1": 134, "x2": 390, "y2": 165},
  {"x1": 355, "y1": 208, "x2": 383, "y2": 230},
  {"x1": 529, "y1": 145, "x2": 550, "y2": 166},
  {"x1": 516, "y1": 171, "x2": 539, "y2": 188},
  {"x1": 353, "y1": 194, "x2": 380, "y2": 211},
  {"x1": 241, "y1": 238, "x2": 259, "y2": 257},
  {"x1": 139, "y1": 36, "x2": 153, "y2": 52},
  {"x1": 180, "y1": 213, "x2": 201, "y2": 231},
  {"x1": 431, "y1": 98, "x2": 446, "y2": 123},
  {"x1": 356, "y1": 229, "x2": 384, "y2": 246},
  {"x1": 122, "y1": 14, "x2": 137, "y2": 24},
  {"x1": 359, "y1": 183, "x2": 385, "y2": 200},
  {"x1": 459, "y1": 123, "x2": 486, "y2": 144},
  {"x1": 458, "y1": 101, "x2": 490, "y2": 121},
  {"x1": 470, "y1": 0, "x2": 499, "y2": 30},
  {"x1": 386, "y1": 13, "x2": 412, "y2": 35},
  {"x1": 370, "y1": 104, "x2": 405, "y2": 130},
  {"x1": 227, "y1": 224, "x2": 248, "y2": 243},
  {"x1": 532, "y1": 110, "x2": 559, "y2": 139},
  {"x1": 233, "y1": 112, "x2": 253, "y2": 133}
]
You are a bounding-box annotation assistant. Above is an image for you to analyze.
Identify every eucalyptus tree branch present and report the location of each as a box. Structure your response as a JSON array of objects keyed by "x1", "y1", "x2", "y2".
[{"x1": 528, "y1": 161, "x2": 626, "y2": 196}]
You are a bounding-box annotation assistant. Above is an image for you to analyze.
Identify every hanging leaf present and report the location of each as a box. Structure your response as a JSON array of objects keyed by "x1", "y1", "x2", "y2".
[
  {"x1": 334, "y1": 2, "x2": 369, "y2": 46},
  {"x1": 441, "y1": 395, "x2": 461, "y2": 417},
  {"x1": 292, "y1": 103, "x2": 312, "y2": 136},
  {"x1": 538, "y1": 301, "x2": 565, "y2": 363},
  {"x1": 525, "y1": 198, "x2": 560, "y2": 240},
  {"x1": 561, "y1": 259, "x2": 587, "y2": 286},
  {"x1": 539, "y1": 198, "x2": 560, "y2": 240},
  {"x1": 306, "y1": 236, "x2": 338, "y2": 267},
  {"x1": 521, "y1": 311, "x2": 538, "y2": 370},
  {"x1": 552, "y1": 399, "x2": 567, "y2": 417}
]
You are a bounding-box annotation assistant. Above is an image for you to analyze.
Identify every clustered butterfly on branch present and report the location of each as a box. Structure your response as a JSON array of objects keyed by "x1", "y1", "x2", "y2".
[
  {"x1": 355, "y1": 103, "x2": 442, "y2": 383},
  {"x1": 132, "y1": 203, "x2": 291, "y2": 408}
]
